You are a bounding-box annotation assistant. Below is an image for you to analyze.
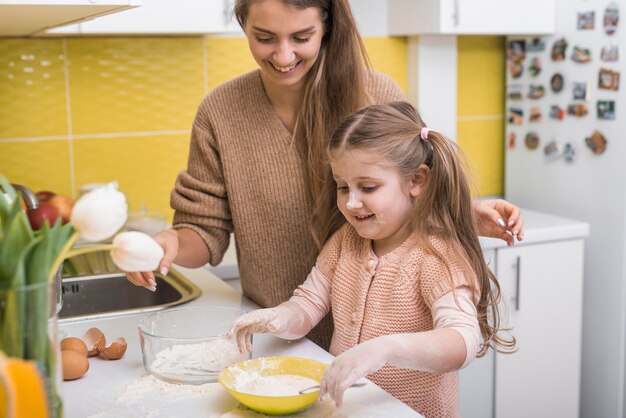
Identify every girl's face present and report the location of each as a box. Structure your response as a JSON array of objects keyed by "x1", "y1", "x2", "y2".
[
  {"x1": 331, "y1": 149, "x2": 425, "y2": 256},
  {"x1": 245, "y1": 0, "x2": 325, "y2": 91}
]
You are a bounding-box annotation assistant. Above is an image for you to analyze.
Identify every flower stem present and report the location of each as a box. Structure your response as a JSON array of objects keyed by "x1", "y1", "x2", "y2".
[
  {"x1": 48, "y1": 232, "x2": 79, "y2": 283},
  {"x1": 64, "y1": 244, "x2": 116, "y2": 259}
]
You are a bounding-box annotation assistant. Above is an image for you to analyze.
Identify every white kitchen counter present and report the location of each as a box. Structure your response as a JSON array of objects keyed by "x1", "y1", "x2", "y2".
[{"x1": 59, "y1": 265, "x2": 422, "y2": 418}]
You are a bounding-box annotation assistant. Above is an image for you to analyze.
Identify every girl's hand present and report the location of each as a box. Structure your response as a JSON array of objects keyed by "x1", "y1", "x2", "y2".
[
  {"x1": 227, "y1": 307, "x2": 294, "y2": 354},
  {"x1": 473, "y1": 199, "x2": 524, "y2": 245},
  {"x1": 319, "y1": 339, "x2": 387, "y2": 407},
  {"x1": 125, "y1": 228, "x2": 179, "y2": 291}
]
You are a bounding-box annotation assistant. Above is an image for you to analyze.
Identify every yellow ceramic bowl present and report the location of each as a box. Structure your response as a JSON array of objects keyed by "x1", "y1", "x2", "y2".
[{"x1": 218, "y1": 356, "x2": 327, "y2": 415}]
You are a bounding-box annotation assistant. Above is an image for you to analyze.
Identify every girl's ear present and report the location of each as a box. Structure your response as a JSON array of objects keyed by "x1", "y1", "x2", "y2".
[{"x1": 409, "y1": 164, "x2": 429, "y2": 197}]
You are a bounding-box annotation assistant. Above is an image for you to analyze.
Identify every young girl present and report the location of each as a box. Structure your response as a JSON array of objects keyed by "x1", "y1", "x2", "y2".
[{"x1": 228, "y1": 101, "x2": 516, "y2": 417}]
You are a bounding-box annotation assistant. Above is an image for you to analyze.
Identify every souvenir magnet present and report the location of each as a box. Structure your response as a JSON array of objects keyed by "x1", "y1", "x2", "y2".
[
  {"x1": 585, "y1": 130, "x2": 607, "y2": 154},
  {"x1": 527, "y1": 38, "x2": 546, "y2": 52},
  {"x1": 572, "y1": 46, "x2": 592, "y2": 63},
  {"x1": 550, "y1": 105, "x2": 565, "y2": 120},
  {"x1": 573, "y1": 82, "x2": 589, "y2": 101},
  {"x1": 577, "y1": 11, "x2": 595, "y2": 30},
  {"x1": 507, "y1": 40, "x2": 526, "y2": 79},
  {"x1": 508, "y1": 108, "x2": 524, "y2": 125},
  {"x1": 529, "y1": 107, "x2": 542, "y2": 122},
  {"x1": 551, "y1": 38, "x2": 568, "y2": 61},
  {"x1": 551, "y1": 73, "x2": 564, "y2": 93},
  {"x1": 529, "y1": 57, "x2": 542, "y2": 77},
  {"x1": 601, "y1": 44, "x2": 619, "y2": 62},
  {"x1": 604, "y1": 2, "x2": 619, "y2": 35},
  {"x1": 562, "y1": 143, "x2": 577, "y2": 163},
  {"x1": 599, "y1": 69, "x2": 620, "y2": 90},
  {"x1": 528, "y1": 85, "x2": 545, "y2": 99},
  {"x1": 507, "y1": 131, "x2": 516, "y2": 150},
  {"x1": 567, "y1": 103, "x2": 588, "y2": 117},
  {"x1": 525, "y1": 132, "x2": 540, "y2": 150},
  {"x1": 544, "y1": 140, "x2": 562, "y2": 161},
  {"x1": 507, "y1": 84, "x2": 523, "y2": 100},
  {"x1": 597, "y1": 100, "x2": 616, "y2": 120}
]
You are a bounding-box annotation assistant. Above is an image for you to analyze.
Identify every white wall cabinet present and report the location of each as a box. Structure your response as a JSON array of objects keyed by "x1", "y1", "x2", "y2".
[
  {"x1": 459, "y1": 238, "x2": 584, "y2": 417},
  {"x1": 46, "y1": 0, "x2": 240, "y2": 35},
  {"x1": 388, "y1": 0, "x2": 555, "y2": 35},
  {"x1": 0, "y1": 0, "x2": 140, "y2": 37}
]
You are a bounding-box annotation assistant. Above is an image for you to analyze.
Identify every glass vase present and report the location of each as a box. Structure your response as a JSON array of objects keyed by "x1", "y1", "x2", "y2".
[{"x1": 0, "y1": 280, "x2": 63, "y2": 418}]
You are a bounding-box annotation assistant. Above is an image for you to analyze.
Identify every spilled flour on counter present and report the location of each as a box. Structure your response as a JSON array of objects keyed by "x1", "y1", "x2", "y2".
[
  {"x1": 151, "y1": 338, "x2": 243, "y2": 375},
  {"x1": 117, "y1": 374, "x2": 221, "y2": 403}
]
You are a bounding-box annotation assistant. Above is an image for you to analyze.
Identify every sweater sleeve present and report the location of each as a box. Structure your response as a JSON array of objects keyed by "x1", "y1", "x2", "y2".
[
  {"x1": 290, "y1": 266, "x2": 332, "y2": 329},
  {"x1": 170, "y1": 104, "x2": 233, "y2": 266},
  {"x1": 315, "y1": 225, "x2": 346, "y2": 279}
]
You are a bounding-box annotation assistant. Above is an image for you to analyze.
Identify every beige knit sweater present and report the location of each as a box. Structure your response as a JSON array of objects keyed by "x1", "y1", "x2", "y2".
[
  {"x1": 170, "y1": 69, "x2": 404, "y2": 347},
  {"x1": 316, "y1": 224, "x2": 474, "y2": 418}
]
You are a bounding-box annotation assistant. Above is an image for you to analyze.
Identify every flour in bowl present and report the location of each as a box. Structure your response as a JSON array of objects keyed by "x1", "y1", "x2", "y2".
[
  {"x1": 151, "y1": 338, "x2": 244, "y2": 375},
  {"x1": 228, "y1": 367, "x2": 319, "y2": 397}
]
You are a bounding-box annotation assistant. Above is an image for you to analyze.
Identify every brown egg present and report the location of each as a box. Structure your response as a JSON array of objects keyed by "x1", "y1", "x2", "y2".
[
  {"x1": 61, "y1": 350, "x2": 89, "y2": 380},
  {"x1": 99, "y1": 337, "x2": 128, "y2": 360},
  {"x1": 82, "y1": 327, "x2": 106, "y2": 357},
  {"x1": 60, "y1": 337, "x2": 88, "y2": 358}
]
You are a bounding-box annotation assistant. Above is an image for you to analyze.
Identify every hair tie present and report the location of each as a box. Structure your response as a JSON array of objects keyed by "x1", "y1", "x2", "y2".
[{"x1": 420, "y1": 127, "x2": 430, "y2": 141}]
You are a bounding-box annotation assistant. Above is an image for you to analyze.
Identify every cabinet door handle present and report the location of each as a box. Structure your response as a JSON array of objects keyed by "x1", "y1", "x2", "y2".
[
  {"x1": 453, "y1": 0, "x2": 460, "y2": 27},
  {"x1": 513, "y1": 256, "x2": 521, "y2": 311}
]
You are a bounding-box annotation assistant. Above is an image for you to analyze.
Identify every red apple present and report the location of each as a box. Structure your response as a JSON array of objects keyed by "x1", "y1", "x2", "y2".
[
  {"x1": 48, "y1": 194, "x2": 74, "y2": 224},
  {"x1": 27, "y1": 202, "x2": 60, "y2": 230},
  {"x1": 35, "y1": 190, "x2": 55, "y2": 203}
]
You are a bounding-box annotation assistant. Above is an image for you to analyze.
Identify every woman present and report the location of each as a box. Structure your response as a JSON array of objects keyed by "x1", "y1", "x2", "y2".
[{"x1": 126, "y1": 0, "x2": 524, "y2": 348}]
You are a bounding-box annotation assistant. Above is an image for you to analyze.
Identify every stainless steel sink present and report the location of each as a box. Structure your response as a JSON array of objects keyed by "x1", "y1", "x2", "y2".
[{"x1": 58, "y1": 252, "x2": 202, "y2": 323}]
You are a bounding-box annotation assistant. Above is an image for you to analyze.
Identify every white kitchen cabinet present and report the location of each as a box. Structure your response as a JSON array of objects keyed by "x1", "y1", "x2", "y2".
[
  {"x1": 46, "y1": 0, "x2": 240, "y2": 35},
  {"x1": 388, "y1": 0, "x2": 555, "y2": 35},
  {"x1": 0, "y1": 0, "x2": 140, "y2": 37},
  {"x1": 460, "y1": 236, "x2": 584, "y2": 418}
]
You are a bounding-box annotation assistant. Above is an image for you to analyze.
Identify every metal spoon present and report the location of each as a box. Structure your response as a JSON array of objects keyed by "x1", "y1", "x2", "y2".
[{"x1": 298, "y1": 381, "x2": 367, "y2": 395}]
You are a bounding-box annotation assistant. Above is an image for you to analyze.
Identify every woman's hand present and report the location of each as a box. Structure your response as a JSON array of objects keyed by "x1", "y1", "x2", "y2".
[
  {"x1": 319, "y1": 338, "x2": 387, "y2": 407},
  {"x1": 473, "y1": 199, "x2": 524, "y2": 245},
  {"x1": 227, "y1": 306, "x2": 295, "y2": 354},
  {"x1": 125, "y1": 228, "x2": 179, "y2": 291}
]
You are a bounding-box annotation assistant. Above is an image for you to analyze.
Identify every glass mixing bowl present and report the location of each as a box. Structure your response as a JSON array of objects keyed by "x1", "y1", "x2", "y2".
[{"x1": 138, "y1": 306, "x2": 250, "y2": 384}]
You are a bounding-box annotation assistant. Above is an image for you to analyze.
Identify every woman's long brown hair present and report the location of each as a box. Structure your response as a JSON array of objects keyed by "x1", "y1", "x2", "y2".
[
  {"x1": 314, "y1": 101, "x2": 516, "y2": 355},
  {"x1": 233, "y1": 0, "x2": 370, "y2": 214}
]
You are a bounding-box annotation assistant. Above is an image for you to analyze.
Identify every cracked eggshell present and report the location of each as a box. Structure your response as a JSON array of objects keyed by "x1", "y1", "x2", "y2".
[
  {"x1": 82, "y1": 327, "x2": 106, "y2": 356},
  {"x1": 99, "y1": 337, "x2": 128, "y2": 360}
]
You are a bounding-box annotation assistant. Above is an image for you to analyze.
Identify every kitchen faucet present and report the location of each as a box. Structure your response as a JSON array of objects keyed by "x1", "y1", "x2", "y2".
[{"x1": 9, "y1": 183, "x2": 39, "y2": 210}]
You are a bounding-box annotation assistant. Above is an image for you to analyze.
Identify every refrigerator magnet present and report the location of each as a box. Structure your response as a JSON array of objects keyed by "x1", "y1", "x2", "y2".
[
  {"x1": 528, "y1": 85, "x2": 545, "y2": 99},
  {"x1": 601, "y1": 44, "x2": 619, "y2": 62},
  {"x1": 599, "y1": 69, "x2": 620, "y2": 90},
  {"x1": 562, "y1": 143, "x2": 578, "y2": 163},
  {"x1": 567, "y1": 103, "x2": 589, "y2": 117},
  {"x1": 529, "y1": 57, "x2": 542, "y2": 77},
  {"x1": 529, "y1": 107, "x2": 542, "y2": 122},
  {"x1": 572, "y1": 46, "x2": 592, "y2": 63},
  {"x1": 604, "y1": 2, "x2": 619, "y2": 36},
  {"x1": 551, "y1": 38, "x2": 568, "y2": 61},
  {"x1": 585, "y1": 130, "x2": 607, "y2": 154},
  {"x1": 508, "y1": 108, "x2": 524, "y2": 125},
  {"x1": 527, "y1": 38, "x2": 546, "y2": 53},
  {"x1": 544, "y1": 140, "x2": 562, "y2": 161},
  {"x1": 507, "y1": 132, "x2": 516, "y2": 150},
  {"x1": 507, "y1": 40, "x2": 526, "y2": 79},
  {"x1": 551, "y1": 73, "x2": 564, "y2": 93},
  {"x1": 550, "y1": 105, "x2": 565, "y2": 120},
  {"x1": 597, "y1": 100, "x2": 616, "y2": 120},
  {"x1": 507, "y1": 84, "x2": 523, "y2": 100},
  {"x1": 573, "y1": 82, "x2": 589, "y2": 101},
  {"x1": 525, "y1": 132, "x2": 540, "y2": 150},
  {"x1": 577, "y1": 11, "x2": 595, "y2": 30}
]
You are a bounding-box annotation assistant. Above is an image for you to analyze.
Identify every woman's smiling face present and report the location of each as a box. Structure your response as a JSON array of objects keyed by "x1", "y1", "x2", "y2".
[{"x1": 245, "y1": 0, "x2": 325, "y2": 90}]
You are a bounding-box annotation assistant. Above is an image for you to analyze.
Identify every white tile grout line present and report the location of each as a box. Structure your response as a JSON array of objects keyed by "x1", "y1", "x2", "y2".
[
  {"x1": 62, "y1": 38, "x2": 77, "y2": 198},
  {"x1": 457, "y1": 114, "x2": 504, "y2": 122},
  {"x1": 0, "y1": 130, "x2": 191, "y2": 143}
]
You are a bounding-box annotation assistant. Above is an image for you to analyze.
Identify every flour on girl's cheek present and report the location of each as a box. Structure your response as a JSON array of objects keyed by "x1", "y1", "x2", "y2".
[{"x1": 373, "y1": 213, "x2": 386, "y2": 224}]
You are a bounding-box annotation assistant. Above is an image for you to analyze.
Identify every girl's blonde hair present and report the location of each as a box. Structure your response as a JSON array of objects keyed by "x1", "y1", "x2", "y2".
[
  {"x1": 313, "y1": 101, "x2": 516, "y2": 355},
  {"x1": 233, "y1": 0, "x2": 370, "y2": 204}
]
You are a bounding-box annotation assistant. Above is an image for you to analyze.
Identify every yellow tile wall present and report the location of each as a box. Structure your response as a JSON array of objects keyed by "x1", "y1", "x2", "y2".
[
  {"x1": 0, "y1": 36, "x2": 407, "y2": 221},
  {"x1": 457, "y1": 36, "x2": 506, "y2": 196}
]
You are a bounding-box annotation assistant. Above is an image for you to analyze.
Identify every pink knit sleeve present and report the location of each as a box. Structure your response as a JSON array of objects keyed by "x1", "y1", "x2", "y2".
[
  {"x1": 290, "y1": 266, "x2": 332, "y2": 329},
  {"x1": 315, "y1": 225, "x2": 346, "y2": 278},
  {"x1": 432, "y1": 287, "x2": 480, "y2": 369}
]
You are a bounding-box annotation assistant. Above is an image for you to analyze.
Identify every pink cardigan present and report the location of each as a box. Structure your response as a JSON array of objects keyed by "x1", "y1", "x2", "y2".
[{"x1": 291, "y1": 224, "x2": 480, "y2": 418}]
